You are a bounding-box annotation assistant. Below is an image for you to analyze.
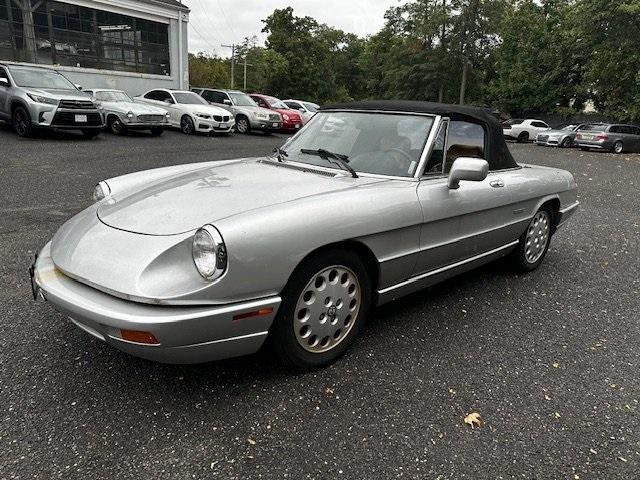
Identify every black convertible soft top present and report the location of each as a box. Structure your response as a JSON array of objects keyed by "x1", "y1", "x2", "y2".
[{"x1": 321, "y1": 100, "x2": 518, "y2": 171}]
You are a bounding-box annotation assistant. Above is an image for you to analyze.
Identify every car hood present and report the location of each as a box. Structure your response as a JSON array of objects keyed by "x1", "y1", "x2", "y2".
[
  {"x1": 23, "y1": 87, "x2": 91, "y2": 101},
  {"x1": 102, "y1": 101, "x2": 166, "y2": 115},
  {"x1": 273, "y1": 108, "x2": 302, "y2": 119},
  {"x1": 177, "y1": 103, "x2": 230, "y2": 116},
  {"x1": 237, "y1": 105, "x2": 278, "y2": 117},
  {"x1": 97, "y1": 159, "x2": 383, "y2": 236}
]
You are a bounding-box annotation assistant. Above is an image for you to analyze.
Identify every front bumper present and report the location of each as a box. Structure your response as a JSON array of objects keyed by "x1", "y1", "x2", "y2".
[
  {"x1": 194, "y1": 117, "x2": 235, "y2": 134},
  {"x1": 282, "y1": 121, "x2": 303, "y2": 131},
  {"x1": 31, "y1": 242, "x2": 281, "y2": 364},
  {"x1": 30, "y1": 104, "x2": 104, "y2": 129},
  {"x1": 250, "y1": 119, "x2": 282, "y2": 131},
  {"x1": 122, "y1": 121, "x2": 168, "y2": 130}
]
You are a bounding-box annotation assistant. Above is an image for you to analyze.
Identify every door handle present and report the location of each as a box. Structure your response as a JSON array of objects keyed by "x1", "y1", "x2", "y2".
[{"x1": 490, "y1": 179, "x2": 505, "y2": 188}]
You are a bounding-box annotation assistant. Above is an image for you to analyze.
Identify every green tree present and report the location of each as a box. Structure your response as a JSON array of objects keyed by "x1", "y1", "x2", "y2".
[
  {"x1": 188, "y1": 52, "x2": 229, "y2": 88},
  {"x1": 574, "y1": 0, "x2": 640, "y2": 120}
]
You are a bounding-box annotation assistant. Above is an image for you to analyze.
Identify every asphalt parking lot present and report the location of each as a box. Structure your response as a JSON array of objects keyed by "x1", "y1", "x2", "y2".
[{"x1": 1, "y1": 125, "x2": 639, "y2": 479}]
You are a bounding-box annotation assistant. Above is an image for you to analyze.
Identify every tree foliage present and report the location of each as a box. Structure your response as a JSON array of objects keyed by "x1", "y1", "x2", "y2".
[{"x1": 188, "y1": 1, "x2": 640, "y2": 120}]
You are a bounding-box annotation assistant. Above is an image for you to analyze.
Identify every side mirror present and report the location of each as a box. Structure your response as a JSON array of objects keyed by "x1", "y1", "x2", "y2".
[
  {"x1": 0, "y1": 77, "x2": 10, "y2": 87},
  {"x1": 75, "y1": 84, "x2": 83, "y2": 90},
  {"x1": 298, "y1": 107, "x2": 306, "y2": 112},
  {"x1": 447, "y1": 157, "x2": 489, "y2": 189},
  {"x1": 223, "y1": 99, "x2": 232, "y2": 105},
  {"x1": 163, "y1": 98, "x2": 174, "y2": 105}
]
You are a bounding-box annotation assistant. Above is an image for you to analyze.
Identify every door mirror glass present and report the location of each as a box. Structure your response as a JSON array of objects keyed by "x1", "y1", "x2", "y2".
[
  {"x1": 0, "y1": 77, "x2": 10, "y2": 87},
  {"x1": 74, "y1": 84, "x2": 83, "y2": 90},
  {"x1": 447, "y1": 157, "x2": 489, "y2": 189},
  {"x1": 223, "y1": 98, "x2": 232, "y2": 105},
  {"x1": 163, "y1": 98, "x2": 174, "y2": 104}
]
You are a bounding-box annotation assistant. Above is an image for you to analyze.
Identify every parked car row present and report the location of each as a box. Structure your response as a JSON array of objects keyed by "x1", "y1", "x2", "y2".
[
  {"x1": 0, "y1": 62, "x2": 319, "y2": 139},
  {"x1": 502, "y1": 116, "x2": 640, "y2": 153}
]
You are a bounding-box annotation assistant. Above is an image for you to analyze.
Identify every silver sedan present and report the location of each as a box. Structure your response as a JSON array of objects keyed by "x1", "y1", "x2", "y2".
[{"x1": 30, "y1": 101, "x2": 579, "y2": 369}]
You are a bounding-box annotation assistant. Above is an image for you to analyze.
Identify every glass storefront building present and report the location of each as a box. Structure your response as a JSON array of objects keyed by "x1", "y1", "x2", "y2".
[{"x1": 0, "y1": 0, "x2": 188, "y2": 92}]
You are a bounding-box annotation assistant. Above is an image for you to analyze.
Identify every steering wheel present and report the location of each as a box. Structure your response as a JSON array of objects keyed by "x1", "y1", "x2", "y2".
[{"x1": 387, "y1": 147, "x2": 414, "y2": 174}]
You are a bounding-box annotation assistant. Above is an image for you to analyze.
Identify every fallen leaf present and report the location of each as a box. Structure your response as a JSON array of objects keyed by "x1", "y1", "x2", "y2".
[
  {"x1": 553, "y1": 412, "x2": 561, "y2": 419},
  {"x1": 552, "y1": 362, "x2": 560, "y2": 368},
  {"x1": 247, "y1": 438, "x2": 256, "y2": 445},
  {"x1": 618, "y1": 456, "x2": 627, "y2": 463},
  {"x1": 544, "y1": 395, "x2": 551, "y2": 401},
  {"x1": 448, "y1": 388, "x2": 456, "y2": 395},
  {"x1": 464, "y1": 412, "x2": 483, "y2": 428}
]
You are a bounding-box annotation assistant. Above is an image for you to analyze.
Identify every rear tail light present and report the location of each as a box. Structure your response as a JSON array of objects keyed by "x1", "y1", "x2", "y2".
[{"x1": 596, "y1": 134, "x2": 608, "y2": 140}]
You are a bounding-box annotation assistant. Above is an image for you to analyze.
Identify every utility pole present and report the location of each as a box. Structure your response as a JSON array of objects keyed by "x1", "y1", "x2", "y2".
[
  {"x1": 221, "y1": 43, "x2": 235, "y2": 89},
  {"x1": 242, "y1": 57, "x2": 254, "y2": 91}
]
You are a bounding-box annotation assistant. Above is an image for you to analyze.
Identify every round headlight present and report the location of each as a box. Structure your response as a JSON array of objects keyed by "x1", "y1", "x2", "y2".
[
  {"x1": 92, "y1": 181, "x2": 110, "y2": 202},
  {"x1": 192, "y1": 225, "x2": 227, "y2": 280},
  {"x1": 283, "y1": 114, "x2": 290, "y2": 121},
  {"x1": 126, "y1": 111, "x2": 134, "y2": 119},
  {"x1": 165, "y1": 112, "x2": 171, "y2": 119}
]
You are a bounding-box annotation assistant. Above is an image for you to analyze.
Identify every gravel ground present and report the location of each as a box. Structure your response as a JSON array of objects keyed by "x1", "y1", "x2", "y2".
[{"x1": 0, "y1": 125, "x2": 638, "y2": 479}]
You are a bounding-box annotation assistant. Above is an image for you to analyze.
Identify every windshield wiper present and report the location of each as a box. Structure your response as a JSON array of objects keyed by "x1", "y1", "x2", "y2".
[
  {"x1": 300, "y1": 148, "x2": 358, "y2": 178},
  {"x1": 273, "y1": 147, "x2": 288, "y2": 162}
]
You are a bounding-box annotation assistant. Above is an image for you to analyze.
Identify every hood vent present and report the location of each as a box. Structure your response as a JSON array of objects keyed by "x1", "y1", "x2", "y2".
[{"x1": 259, "y1": 159, "x2": 338, "y2": 177}]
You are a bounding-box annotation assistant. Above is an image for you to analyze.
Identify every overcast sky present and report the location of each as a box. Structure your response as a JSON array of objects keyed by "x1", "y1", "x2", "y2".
[{"x1": 181, "y1": 0, "x2": 400, "y2": 55}]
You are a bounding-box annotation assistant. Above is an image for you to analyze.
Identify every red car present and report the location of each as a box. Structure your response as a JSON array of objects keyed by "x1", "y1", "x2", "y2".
[{"x1": 250, "y1": 94, "x2": 303, "y2": 131}]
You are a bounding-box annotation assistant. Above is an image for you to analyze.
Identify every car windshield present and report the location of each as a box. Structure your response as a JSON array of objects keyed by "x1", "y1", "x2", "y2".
[
  {"x1": 8, "y1": 66, "x2": 77, "y2": 90},
  {"x1": 265, "y1": 96, "x2": 289, "y2": 109},
  {"x1": 560, "y1": 124, "x2": 578, "y2": 131},
  {"x1": 95, "y1": 90, "x2": 132, "y2": 102},
  {"x1": 173, "y1": 92, "x2": 208, "y2": 105},
  {"x1": 303, "y1": 102, "x2": 319, "y2": 113},
  {"x1": 280, "y1": 111, "x2": 434, "y2": 178},
  {"x1": 229, "y1": 92, "x2": 257, "y2": 107}
]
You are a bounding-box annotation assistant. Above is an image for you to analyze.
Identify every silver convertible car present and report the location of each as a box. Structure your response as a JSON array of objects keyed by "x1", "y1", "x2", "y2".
[{"x1": 30, "y1": 101, "x2": 579, "y2": 369}]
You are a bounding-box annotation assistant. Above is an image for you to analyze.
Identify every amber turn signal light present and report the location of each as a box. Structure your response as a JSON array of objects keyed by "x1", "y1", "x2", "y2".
[
  {"x1": 233, "y1": 307, "x2": 273, "y2": 321},
  {"x1": 120, "y1": 329, "x2": 160, "y2": 345}
]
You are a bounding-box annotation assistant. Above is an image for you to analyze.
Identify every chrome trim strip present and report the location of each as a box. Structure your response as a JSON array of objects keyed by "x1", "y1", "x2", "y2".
[
  {"x1": 378, "y1": 218, "x2": 528, "y2": 263},
  {"x1": 173, "y1": 331, "x2": 269, "y2": 349},
  {"x1": 378, "y1": 241, "x2": 519, "y2": 295},
  {"x1": 560, "y1": 201, "x2": 579, "y2": 214},
  {"x1": 413, "y1": 115, "x2": 443, "y2": 178}
]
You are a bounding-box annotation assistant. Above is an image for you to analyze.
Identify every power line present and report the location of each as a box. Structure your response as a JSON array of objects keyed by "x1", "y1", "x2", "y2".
[
  {"x1": 190, "y1": 22, "x2": 220, "y2": 53},
  {"x1": 220, "y1": 43, "x2": 236, "y2": 88},
  {"x1": 216, "y1": 0, "x2": 239, "y2": 40},
  {"x1": 194, "y1": 0, "x2": 224, "y2": 43}
]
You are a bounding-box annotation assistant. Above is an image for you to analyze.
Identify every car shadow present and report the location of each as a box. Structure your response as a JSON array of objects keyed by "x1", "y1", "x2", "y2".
[{"x1": 71, "y1": 257, "x2": 518, "y2": 399}]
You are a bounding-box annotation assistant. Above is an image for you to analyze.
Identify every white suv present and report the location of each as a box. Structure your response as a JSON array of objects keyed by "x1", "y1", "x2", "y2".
[{"x1": 503, "y1": 119, "x2": 551, "y2": 143}]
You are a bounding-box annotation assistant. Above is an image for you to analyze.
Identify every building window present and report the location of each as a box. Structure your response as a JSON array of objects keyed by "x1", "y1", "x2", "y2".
[{"x1": 0, "y1": 0, "x2": 170, "y2": 75}]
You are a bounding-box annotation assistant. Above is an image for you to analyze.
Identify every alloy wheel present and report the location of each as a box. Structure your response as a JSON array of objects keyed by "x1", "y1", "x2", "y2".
[
  {"x1": 14, "y1": 110, "x2": 28, "y2": 136},
  {"x1": 237, "y1": 118, "x2": 248, "y2": 133},
  {"x1": 110, "y1": 118, "x2": 123, "y2": 135},
  {"x1": 181, "y1": 116, "x2": 194, "y2": 134},
  {"x1": 293, "y1": 265, "x2": 361, "y2": 353},
  {"x1": 524, "y1": 211, "x2": 550, "y2": 264},
  {"x1": 614, "y1": 141, "x2": 623, "y2": 154}
]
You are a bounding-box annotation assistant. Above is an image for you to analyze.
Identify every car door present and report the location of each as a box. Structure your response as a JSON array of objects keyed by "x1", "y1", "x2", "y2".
[
  {"x1": 0, "y1": 66, "x2": 11, "y2": 121},
  {"x1": 415, "y1": 118, "x2": 514, "y2": 275},
  {"x1": 144, "y1": 90, "x2": 179, "y2": 125},
  {"x1": 531, "y1": 120, "x2": 550, "y2": 136}
]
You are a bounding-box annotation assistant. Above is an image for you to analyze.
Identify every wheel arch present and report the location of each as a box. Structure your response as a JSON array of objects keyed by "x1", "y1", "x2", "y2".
[
  {"x1": 284, "y1": 240, "x2": 381, "y2": 296},
  {"x1": 10, "y1": 99, "x2": 30, "y2": 116},
  {"x1": 536, "y1": 196, "x2": 561, "y2": 229}
]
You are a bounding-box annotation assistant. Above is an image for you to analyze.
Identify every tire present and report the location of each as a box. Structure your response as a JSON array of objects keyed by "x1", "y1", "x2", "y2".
[
  {"x1": 235, "y1": 115, "x2": 250, "y2": 134},
  {"x1": 180, "y1": 115, "x2": 195, "y2": 135},
  {"x1": 108, "y1": 116, "x2": 126, "y2": 135},
  {"x1": 512, "y1": 206, "x2": 553, "y2": 272},
  {"x1": 517, "y1": 132, "x2": 529, "y2": 143},
  {"x1": 150, "y1": 127, "x2": 163, "y2": 136},
  {"x1": 560, "y1": 137, "x2": 572, "y2": 148},
  {"x1": 613, "y1": 141, "x2": 623, "y2": 154},
  {"x1": 82, "y1": 129, "x2": 100, "y2": 139},
  {"x1": 12, "y1": 106, "x2": 34, "y2": 138},
  {"x1": 270, "y1": 249, "x2": 372, "y2": 370}
]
